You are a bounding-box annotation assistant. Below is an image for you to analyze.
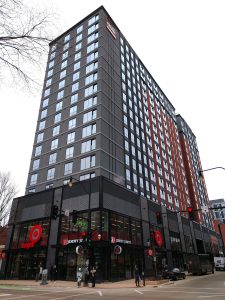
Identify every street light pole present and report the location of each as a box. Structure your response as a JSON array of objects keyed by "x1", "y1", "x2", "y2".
[
  {"x1": 199, "y1": 166, "x2": 225, "y2": 179},
  {"x1": 68, "y1": 176, "x2": 92, "y2": 270}
]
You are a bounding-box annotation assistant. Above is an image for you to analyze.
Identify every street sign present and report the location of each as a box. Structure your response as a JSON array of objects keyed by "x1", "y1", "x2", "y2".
[
  {"x1": 202, "y1": 205, "x2": 209, "y2": 213},
  {"x1": 64, "y1": 209, "x2": 69, "y2": 217}
]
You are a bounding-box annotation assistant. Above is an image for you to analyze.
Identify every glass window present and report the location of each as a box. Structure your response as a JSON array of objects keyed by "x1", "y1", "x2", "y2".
[
  {"x1": 82, "y1": 123, "x2": 96, "y2": 138},
  {"x1": 37, "y1": 132, "x2": 44, "y2": 143},
  {"x1": 64, "y1": 162, "x2": 73, "y2": 175},
  {"x1": 81, "y1": 139, "x2": 96, "y2": 153},
  {"x1": 47, "y1": 69, "x2": 53, "y2": 78},
  {"x1": 52, "y1": 125, "x2": 60, "y2": 136},
  {"x1": 30, "y1": 174, "x2": 38, "y2": 185},
  {"x1": 66, "y1": 147, "x2": 74, "y2": 159},
  {"x1": 32, "y1": 159, "x2": 40, "y2": 171},
  {"x1": 76, "y1": 33, "x2": 82, "y2": 42},
  {"x1": 84, "y1": 96, "x2": 97, "y2": 109},
  {"x1": 67, "y1": 132, "x2": 75, "y2": 144},
  {"x1": 86, "y1": 51, "x2": 98, "y2": 63},
  {"x1": 85, "y1": 73, "x2": 97, "y2": 85},
  {"x1": 87, "y1": 32, "x2": 98, "y2": 44},
  {"x1": 80, "y1": 172, "x2": 95, "y2": 181},
  {"x1": 70, "y1": 105, "x2": 77, "y2": 116},
  {"x1": 84, "y1": 84, "x2": 97, "y2": 97},
  {"x1": 68, "y1": 118, "x2": 76, "y2": 129},
  {"x1": 64, "y1": 34, "x2": 70, "y2": 43},
  {"x1": 40, "y1": 109, "x2": 47, "y2": 119},
  {"x1": 75, "y1": 42, "x2": 82, "y2": 51},
  {"x1": 46, "y1": 78, "x2": 52, "y2": 87},
  {"x1": 58, "y1": 79, "x2": 65, "y2": 89},
  {"x1": 44, "y1": 88, "x2": 50, "y2": 97},
  {"x1": 74, "y1": 51, "x2": 81, "y2": 61},
  {"x1": 51, "y1": 139, "x2": 58, "y2": 150},
  {"x1": 61, "y1": 60, "x2": 67, "y2": 69},
  {"x1": 42, "y1": 98, "x2": 49, "y2": 108},
  {"x1": 86, "y1": 62, "x2": 98, "y2": 74},
  {"x1": 63, "y1": 42, "x2": 69, "y2": 51},
  {"x1": 87, "y1": 41, "x2": 98, "y2": 53},
  {"x1": 56, "y1": 101, "x2": 63, "y2": 111},
  {"x1": 73, "y1": 71, "x2": 80, "y2": 81},
  {"x1": 57, "y1": 90, "x2": 64, "y2": 100},
  {"x1": 62, "y1": 51, "x2": 68, "y2": 60},
  {"x1": 72, "y1": 82, "x2": 79, "y2": 92},
  {"x1": 77, "y1": 25, "x2": 83, "y2": 34},
  {"x1": 54, "y1": 113, "x2": 61, "y2": 123},
  {"x1": 88, "y1": 23, "x2": 99, "y2": 35},
  {"x1": 48, "y1": 60, "x2": 54, "y2": 69},
  {"x1": 35, "y1": 145, "x2": 42, "y2": 156},
  {"x1": 74, "y1": 61, "x2": 80, "y2": 71},
  {"x1": 39, "y1": 120, "x2": 45, "y2": 131},
  {"x1": 49, "y1": 152, "x2": 57, "y2": 164},
  {"x1": 80, "y1": 155, "x2": 96, "y2": 170},
  {"x1": 71, "y1": 93, "x2": 78, "y2": 104},
  {"x1": 88, "y1": 14, "x2": 99, "y2": 26},
  {"x1": 47, "y1": 168, "x2": 55, "y2": 180},
  {"x1": 60, "y1": 69, "x2": 67, "y2": 79},
  {"x1": 83, "y1": 109, "x2": 97, "y2": 123}
]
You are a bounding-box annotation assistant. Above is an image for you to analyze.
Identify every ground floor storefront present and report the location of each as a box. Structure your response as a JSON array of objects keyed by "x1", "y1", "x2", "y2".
[{"x1": 2, "y1": 176, "x2": 223, "y2": 281}]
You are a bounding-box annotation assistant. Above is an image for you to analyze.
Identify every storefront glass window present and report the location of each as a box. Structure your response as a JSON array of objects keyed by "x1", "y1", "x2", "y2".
[
  {"x1": 131, "y1": 219, "x2": 142, "y2": 245},
  {"x1": 111, "y1": 214, "x2": 131, "y2": 243}
]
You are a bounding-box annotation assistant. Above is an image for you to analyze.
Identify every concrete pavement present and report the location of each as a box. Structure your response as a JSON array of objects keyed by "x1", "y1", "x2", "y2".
[{"x1": 0, "y1": 278, "x2": 170, "y2": 289}]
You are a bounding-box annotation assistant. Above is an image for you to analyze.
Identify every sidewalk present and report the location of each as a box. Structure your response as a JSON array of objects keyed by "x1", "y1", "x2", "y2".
[{"x1": 0, "y1": 278, "x2": 170, "y2": 289}]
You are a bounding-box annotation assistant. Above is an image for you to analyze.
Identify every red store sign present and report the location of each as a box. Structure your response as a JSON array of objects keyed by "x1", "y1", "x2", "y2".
[
  {"x1": 21, "y1": 225, "x2": 43, "y2": 249},
  {"x1": 154, "y1": 230, "x2": 163, "y2": 247}
]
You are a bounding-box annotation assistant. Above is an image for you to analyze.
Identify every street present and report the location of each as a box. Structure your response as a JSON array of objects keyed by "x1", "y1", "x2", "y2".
[{"x1": 0, "y1": 272, "x2": 225, "y2": 299}]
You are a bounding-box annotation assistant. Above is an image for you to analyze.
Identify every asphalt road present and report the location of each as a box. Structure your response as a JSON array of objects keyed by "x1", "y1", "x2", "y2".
[{"x1": 0, "y1": 271, "x2": 225, "y2": 300}]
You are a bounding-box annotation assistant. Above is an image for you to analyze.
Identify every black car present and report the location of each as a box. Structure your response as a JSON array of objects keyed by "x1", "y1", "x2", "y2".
[{"x1": 162, "y1": 268, "x2": 186, "y2": 280}]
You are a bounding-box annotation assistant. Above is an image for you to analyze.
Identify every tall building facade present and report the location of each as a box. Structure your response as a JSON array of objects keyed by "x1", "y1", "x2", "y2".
[
  {"x1": 3, "y1": 6, "x2": 221, "y2": 281},
  {"x1": 25, "y1": 6, "x2": 212, "y2": 229}
]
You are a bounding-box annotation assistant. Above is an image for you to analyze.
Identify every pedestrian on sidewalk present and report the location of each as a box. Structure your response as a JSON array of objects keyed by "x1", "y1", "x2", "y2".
[
  {"x1": 36, "y1": 263, "x2": 43, "y2": 281},
  {"x1": 76, "y1": 268, "x2": 83, "y2": 288},
  {"x1": 134, "y1": 265, "x2": 140, "y2": 287},
  {"x1": 90, "y1": 266, "x2": 96, "y2": 287},
  {"x1": 50, "y1": 265, "x2": 57, "y2": 281}
]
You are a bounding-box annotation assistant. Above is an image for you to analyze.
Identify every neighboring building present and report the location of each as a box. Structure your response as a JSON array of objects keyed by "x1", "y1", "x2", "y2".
[
  {"x1": 2, "y1": 6, "x2": 221, "y2": 280},
  {"x1": 210, "y1": 199, "x2": 225, "y2": 223}
]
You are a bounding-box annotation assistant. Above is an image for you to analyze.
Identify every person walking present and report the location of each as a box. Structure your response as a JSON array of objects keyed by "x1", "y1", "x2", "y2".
[
  {"x1": 90, "y1": 266, "x2": 96, "y2": 287},
  {"x1": 134, "y1": 265, "x2": 140, "y2": 287},
  {"x1": 50, "y1": 265, "x2": 57, "y2": 281},
  {"x1": 76, "y1": 268, "x2": 83, "y2": 288}
]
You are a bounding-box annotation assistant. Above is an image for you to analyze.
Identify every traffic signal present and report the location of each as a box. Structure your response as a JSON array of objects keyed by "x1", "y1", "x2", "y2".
[
  {"x1": 156, "y1": 211, "x2": 162, "y2": 224},
  {"x1": 187, "y1": 207, "x2": 194, "y2": 220},
  {"x1": 51, "y1": 205, "x2": 58, "y2": 219},
  {"x1": 81, "y1": 231, "x2": 87, "y2": 242},
  {"x1": 72, "y1": 210, "x2": 77, "y2": 224}
]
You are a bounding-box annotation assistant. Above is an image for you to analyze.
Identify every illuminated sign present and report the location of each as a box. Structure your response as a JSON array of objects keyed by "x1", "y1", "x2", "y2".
[
  {"x1": 154, "y1": 230, "x2": 163, "y2": 247},
  {"x1": 106, "y1": 20, "x2": 116, "y2": 39},
  {"x1": 114, "y1": 245, "x2": 122, "y2": 255},
  {"x1": 21, "y1": 225, "x2": 42, "y2": 249}
]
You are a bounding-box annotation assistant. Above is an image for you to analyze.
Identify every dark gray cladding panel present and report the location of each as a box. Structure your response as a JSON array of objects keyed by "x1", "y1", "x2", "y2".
[
  {"x1": 103, "y1": 192, "x2": 140, "y2": 218},
  {"x1": 62, "y1": 192, "x2": 99, "y2": 212},
  {"x1": 167, "y1": 212, "x2": 179, "y2": 233},
  {"x1": 182, "y1": 223, "x2": 191, "y2": 236},
  {"x1": 20, "y1": 204, "x2": 47, "y2": 222}
]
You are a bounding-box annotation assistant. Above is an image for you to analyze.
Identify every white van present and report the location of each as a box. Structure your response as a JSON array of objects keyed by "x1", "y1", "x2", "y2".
[{"x1": 214, "y1": 257, "x2": 225, "y2": 271}]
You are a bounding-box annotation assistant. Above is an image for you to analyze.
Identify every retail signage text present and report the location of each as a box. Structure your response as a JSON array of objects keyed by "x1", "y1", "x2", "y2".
[{"x1": 106, "y1": 20, "x2": 116, "y2": 39}]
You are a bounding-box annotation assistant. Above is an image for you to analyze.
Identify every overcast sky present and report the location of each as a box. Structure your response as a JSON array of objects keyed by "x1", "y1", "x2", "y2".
[{"x1": 1, "y1": 0, "x2": 225, "y2": 202}]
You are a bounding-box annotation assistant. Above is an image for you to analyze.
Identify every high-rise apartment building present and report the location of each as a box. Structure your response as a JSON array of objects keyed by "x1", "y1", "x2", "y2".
[
  {"x1": 209, "y1": 199, "x2": 225, "y2": 224},
  {"x1": 25, "y1": 6, "x2": 212, "y2": 229},
  {"x1": 4, "y1": 6, "x2": 221, "y2": 281}
]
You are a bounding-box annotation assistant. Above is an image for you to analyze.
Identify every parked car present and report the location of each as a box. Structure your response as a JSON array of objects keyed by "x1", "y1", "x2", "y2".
[
  {"x1": 214, "y1": 257, "x2": 225, "y2": 271},
  {"x1": 162, "y1": 267, "x2": 186, "y2": 280}
]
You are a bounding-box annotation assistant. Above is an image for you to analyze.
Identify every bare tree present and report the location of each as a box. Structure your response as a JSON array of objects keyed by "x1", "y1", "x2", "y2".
[
  {"x1": 0, "y1": 0, "x2": 54, "y2": 88},
  {"x1": 0, "y1": 172, "x2": 17, "y2": 226}
]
